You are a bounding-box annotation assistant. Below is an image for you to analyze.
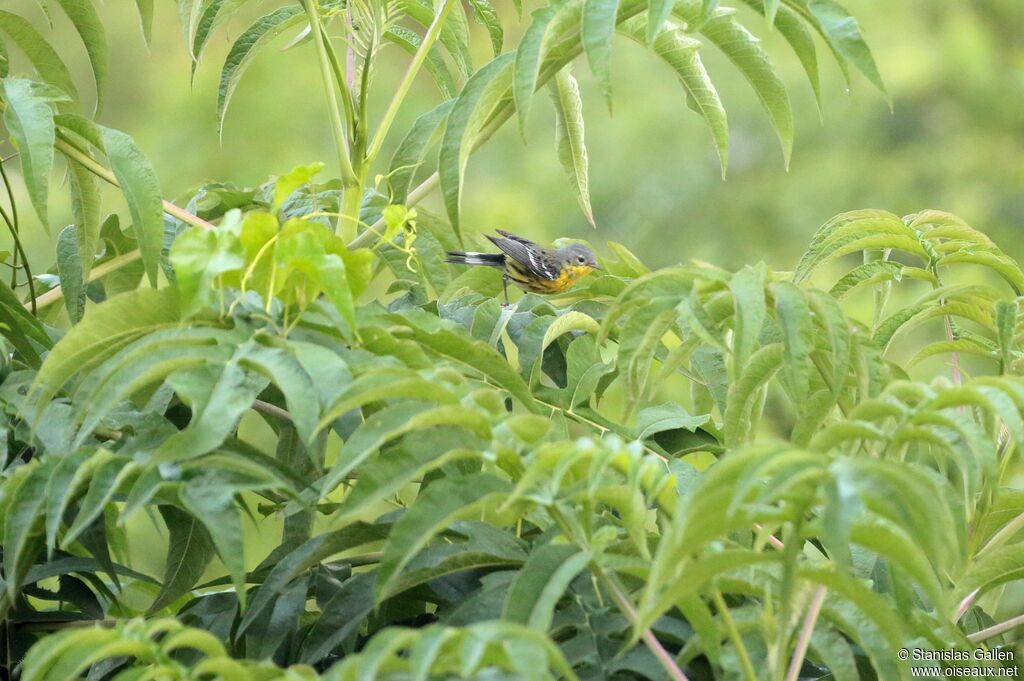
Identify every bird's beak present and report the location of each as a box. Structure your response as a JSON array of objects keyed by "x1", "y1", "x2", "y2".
[{"x1": 592, "y1": 263, "x2": 603, "y2": 271}]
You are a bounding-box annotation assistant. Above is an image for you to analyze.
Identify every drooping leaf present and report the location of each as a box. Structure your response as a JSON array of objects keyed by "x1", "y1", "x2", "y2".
[
  {"x1": 439, "y1": 52, "x2": 514, "y2": 238},
  {"x1": 51, "y1": 0, "x2": 108, "y2": 111},
  {"x1": 56, "y1": 225, "x2": 86, "y2": 323},
  {"x1": 217, "y1": 5, "x2": 305, "y2": 136},
  {"x1": 806, "y1": 0, "x2": 887, "y2": 101},
  {"x1": 100, "y1": 126, "x2": 165, "y2": 286},
  {"x1": 0, "y1": 11, "x2": 78, "y2": 101},
  {"x1": 2, "y1": 78, "x2": 66, "y2": 226},
  {"x1": 149, "y1": 506, "x2": 216, "y2": 613},
  {"x1": 549, "y1": 67, "x2": 594, "y2": 225},
  {"x1": 389, "y1": 99, "x2": 454, "y2": 204},
  {"x1": 503, "y1": 543, "x2": 591, "y2": 630},
  {"x1": 581, "y1": 0, "x2": 619, "y2": 106}
]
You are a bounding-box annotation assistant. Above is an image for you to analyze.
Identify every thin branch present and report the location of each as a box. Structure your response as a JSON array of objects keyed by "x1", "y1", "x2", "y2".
[
  {"x1": 27, "y1": 250, "x2": 141, "y2": 311},
  {"x1": 365, "y1": 0, "x2": 454, "y2": 161},
  {"x1": 252, "y1": 399, "x2": 293, "y2": 422},
  {"x1": 967, "y1": 611, "x2": 1024, "y2": 644},
  {"x1": 784, "y1": 587, "x2": 826, "y2": 681}
]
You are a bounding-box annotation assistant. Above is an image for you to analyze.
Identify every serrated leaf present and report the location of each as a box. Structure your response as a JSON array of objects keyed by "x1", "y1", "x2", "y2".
[
  {"x1": 439, "y1": 52, "x2": 514, "y2": 238},
  {"x1": 51, "y1": 0, "x2": 108, "y2": 111},
  {"x1": 389, "y1": 99, "x2": 453, "y2": 204},
  {"x1": 681, "y1": 6, "x2": 793, "y2": 167},
  {"x1": 30, "y1": 289, "x2": 180, "y2": 427},
  {"x1": 149, "y1": 506, "x2": 215, "y2": 613},
  {"x1": 581, "y1": 0, "x2": 619, "y2": 105},
  {"x1": 467, "y1": 0, "x2": 503, "y2": 55},
  {"x1": 3, "y1": 78, "x2": 64, "y2": 226},
  {"x1": 634, "y1": 403, "x2": 709, "y2": 440},
  {"x1": 0, "y1": 11, "x2": 78, "y2": 102},
  {"x1": 513, "y1": 0, "x2": 567, "y2": 137},
  {"x1": 806, "y1": 0, "x2": 887, "y2": 100},
  {"x1": 503, "y1": 544, "x2": 591, "y2": 630},
  {"x1": 217, "y1": 5, "x2": 305, "y2": 137},
  {"x1": 56, "y1": 225, "x2": 86, "y2": 323},
  {"x1": 619, "y1": 18, "x2": 728, "y2": 175},
  {"x1": 549, "y1": 67, "x2": 594, "y2": 225},
  {"x1": 376, "y1": 473, "x2": 510, "y2": 599},
  {"x1": 100, "y1": 126, "x2": 164, "y2": 286},
  {"x1": 384, "y1": 26, "x2": 457, "y2": 99}
]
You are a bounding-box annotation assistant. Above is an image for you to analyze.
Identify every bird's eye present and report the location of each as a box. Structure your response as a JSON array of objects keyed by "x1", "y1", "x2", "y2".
[{"x1": 577, "y1": 255, "x2": 585, "y2": 263}]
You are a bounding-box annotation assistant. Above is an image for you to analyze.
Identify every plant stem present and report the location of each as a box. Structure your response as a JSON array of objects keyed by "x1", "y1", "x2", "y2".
[
  {"x1": 967, "y1": 611, "x2": 1024, "y2": 643},
  {"x1": 365, "y1": 0, "x2": 454, "y2": 162},
  {"x1": 27, "y1": 250, "x2": 141, "y2": 311},
  {"x1": 302, "y1": 0, "x2": 358, "y2": 188},
  {"x1": 0, "y1": 159, "x2": 36, "y2": 311},
  {"x1": 713, "y1": 589, "x2": 757, "y2": 681},
  {"x1": 784, "y1": 587, "x2": 826, "y2": 681},
  {"x1": 547, "y1": 507, "x2": 689, "y2": 681}
]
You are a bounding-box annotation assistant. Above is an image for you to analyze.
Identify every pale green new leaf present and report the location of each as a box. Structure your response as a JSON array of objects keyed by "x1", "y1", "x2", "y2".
[{"x1": 581, "y1": 0, "x2": 619, "y2": 105}]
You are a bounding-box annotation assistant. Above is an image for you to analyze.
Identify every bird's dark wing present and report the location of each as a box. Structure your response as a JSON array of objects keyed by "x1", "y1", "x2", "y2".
[{"x1": 486, "y1": 232, "x2": 560, "y2": 280}]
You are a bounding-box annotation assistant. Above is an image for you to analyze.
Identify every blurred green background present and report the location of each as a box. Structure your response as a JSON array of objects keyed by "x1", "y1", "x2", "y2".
[{"x1": 3, "y1": 0, "x2": 1023, "y2": 275}]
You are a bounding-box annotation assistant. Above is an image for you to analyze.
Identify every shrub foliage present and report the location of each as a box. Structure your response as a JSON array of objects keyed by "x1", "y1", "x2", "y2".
[{"x1": 1, "y1": 0, "x2": 1020, "y2": 680}]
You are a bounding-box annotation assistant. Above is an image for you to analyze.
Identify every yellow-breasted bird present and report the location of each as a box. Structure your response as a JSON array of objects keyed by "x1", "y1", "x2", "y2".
[{"x1": 446, "y1": 230, "x2": 601, "y2": 304}]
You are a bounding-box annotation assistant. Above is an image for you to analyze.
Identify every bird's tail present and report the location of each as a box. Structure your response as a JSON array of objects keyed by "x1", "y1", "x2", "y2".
[{"x1": 446, "y1": 251, "x2": 506, "y2": 267}]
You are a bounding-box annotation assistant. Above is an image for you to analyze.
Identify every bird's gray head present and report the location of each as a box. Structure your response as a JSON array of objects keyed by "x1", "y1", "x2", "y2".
[{"x1": 556, "y1": 243, "x2": 601, "y2": 271}]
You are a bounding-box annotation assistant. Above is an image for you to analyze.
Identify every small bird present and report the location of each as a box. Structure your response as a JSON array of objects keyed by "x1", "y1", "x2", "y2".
[{"x1": 447, "y1": 230, "x2": 602, "y2": 305}]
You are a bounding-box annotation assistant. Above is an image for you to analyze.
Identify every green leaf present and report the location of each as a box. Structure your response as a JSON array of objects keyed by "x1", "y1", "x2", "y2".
[
  {"x1": 179, "y1": 481, "x2": 247, "y2": 609},
  {"x1": 63, "y1": 454, "x2": 134, "y2": 547},
  {"x1": 31, "y1": 287, "x2": 181, "y2": 411},
  {"x1": 681, "y1": 6, "x2": 793, "y2": 167},
  {"x1": 549, "y1": 67, "x2": 594, "y2": 226},
  {"x1": 3, "y1": 460, "x2": 53, "y2": 598},
  {"x1": 384, "y1": 26, "x2": 457, "y2": 99},
  {"x1": 100, "y1": 126, "x2": 165, "y2": 286},
  {"x1": 274, "y1": 162, "x2": 324, "y2": 210},
  {"x1": 0, "y1": 278, "x2": 52, "y2": 368},
  {"x1": 66, "y1": 153, "x2": 102, "y2": 278},
  {"x1": 149, "y1": 506, "x2": 216, "y2": 613},
  {"x1": 376, "y1": 473, "x2": 510, "y2": 599},
  {"x1": 217, "y1": 5, "x2": 305, "y2": 137},
  {"x1": 503, "y1": 544, "x2": 591, "y2": 630},
  {"x1": 3, "y1": 78, "x2": 65, "y2": 226},
  {"x1": 169, "y1": 216, "x2": 245, "y2": 316},
  {"x1": 806, "y1": 0, "x2": 887, "y2": 100},
  {"x1": 439, "y1": 52, "x2": 514, "y2": 238},
  {"x1": 728, "y1": 264, "x2": 767, "y2": 377},
  {"x1": 134, "y1": 0, "x2": 154, "y2": 43},
  {"x1": 389, "y1": 99, "x2": 453, "y2": 204},
  {"x1": 513, "y1": 0, "x2": 567, "y2": 138},
  {"x1": 0, "y1": 11, "x2": 78, "y2": 101},
  {"x1": 738, "y1": 0, "x2": 820, "y2": 108},
  {"x1": 581, "y1": 0, "x2": 619, "y2": 105},
  {"x1": 618, "y1": 18, "x2": 728, "y2": 175},
  {"x1": 646, "y1": 0, "x2": 674, "y2": 44},
  {"x1": 723, "y1": 342, "x2": 784, "y2": 445},
  {"x1": 467, "y1": 0, "x2": 503, "y2": 55},
  {"x1": 51, "y1": 0, "x2": 108, "y2": 111},
  {"x1": 56, "y1": 225, "x2": 86, "y2": 323},
  {"x1": 634, "y1": 403, "x2": 709, "y2": 440}
]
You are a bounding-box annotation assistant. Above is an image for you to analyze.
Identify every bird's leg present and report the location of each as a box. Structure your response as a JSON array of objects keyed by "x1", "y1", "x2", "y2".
[{"x1": 501, "y1": 274, "x2": 511, "y2": 307}]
